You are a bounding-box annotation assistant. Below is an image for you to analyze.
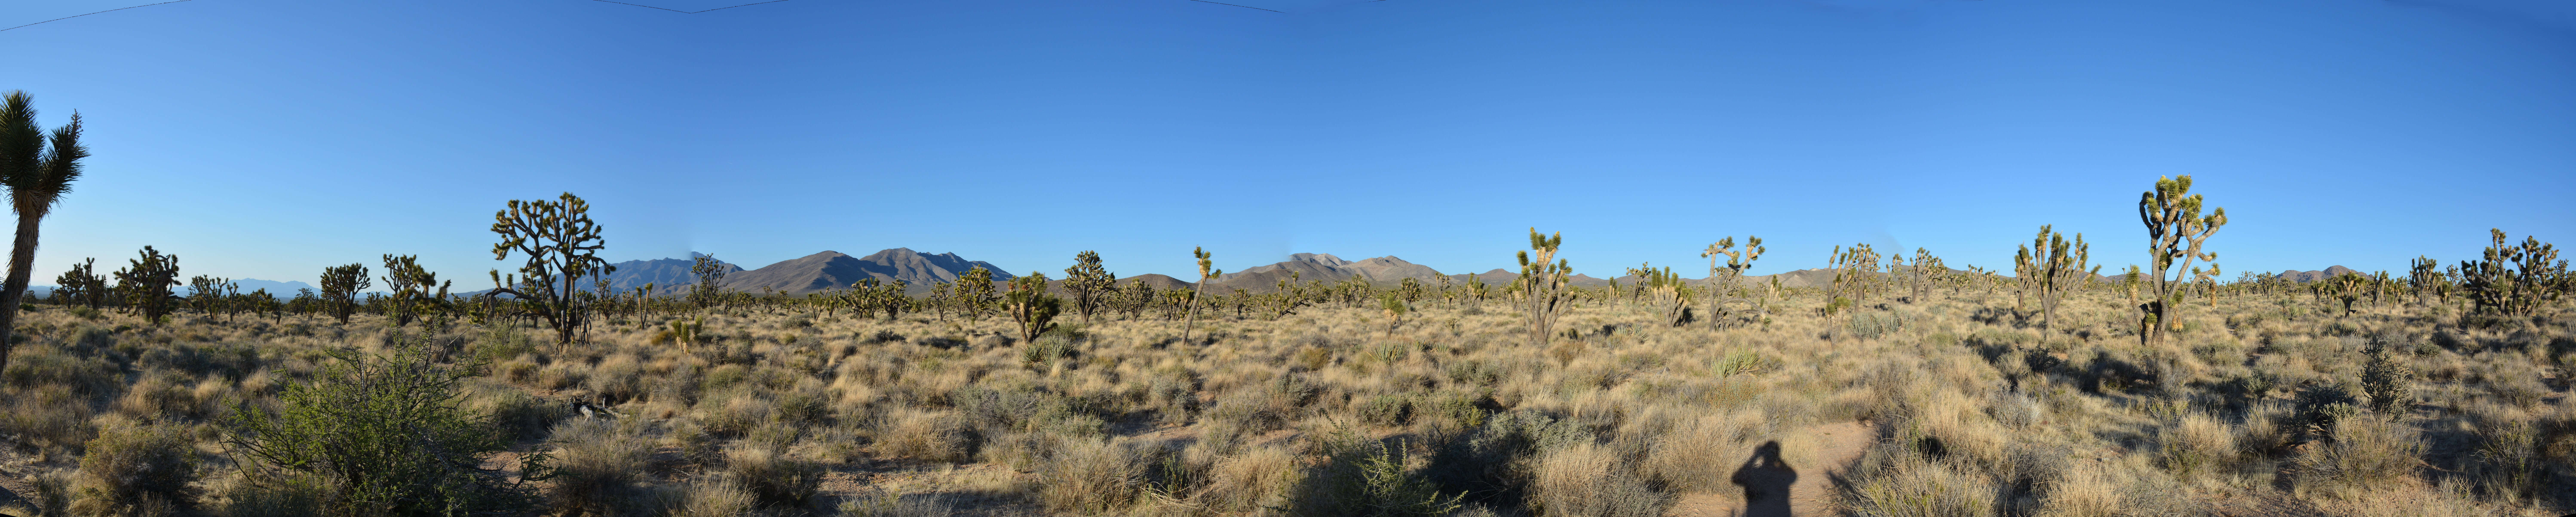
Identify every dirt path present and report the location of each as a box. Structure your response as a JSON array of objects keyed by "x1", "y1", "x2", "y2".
[{"x1": 1666, "y1": 420, "x2": 1877, "y2": 517}]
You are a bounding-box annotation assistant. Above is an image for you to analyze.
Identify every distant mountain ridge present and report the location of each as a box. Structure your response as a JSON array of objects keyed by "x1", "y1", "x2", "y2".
[
  {"x1": 2275, "y1": 266, "x2": 2363, "y2": 283},
  {"x1": 603, "y1": 255, "x2": 743, "y2": 294},
  {"x1": 722, "y1": 248, "x2": 1014, "y2": 295}
]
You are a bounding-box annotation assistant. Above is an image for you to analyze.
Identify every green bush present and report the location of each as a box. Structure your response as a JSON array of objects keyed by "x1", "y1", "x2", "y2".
[
  {"x1": 724, "y1": 445, "x2": 821, "y2": 509},
  {"x1": 1292, "y1": 427, "x2": 1462, "y2": 517},
  {"x1": 222, "y1": 334, "x2": 540, "y2": 516}
]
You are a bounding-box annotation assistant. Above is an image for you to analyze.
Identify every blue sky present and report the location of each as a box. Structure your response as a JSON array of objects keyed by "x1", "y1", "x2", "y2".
[{"x1": 8, "y1": 0, "x2": 2573, "y2": 286}]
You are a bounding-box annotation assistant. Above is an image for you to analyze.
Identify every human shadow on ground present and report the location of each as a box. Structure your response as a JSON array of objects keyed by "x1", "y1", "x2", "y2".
[{"x1": 1730, "y1": 441, "x2": 1796, "y2": 517}]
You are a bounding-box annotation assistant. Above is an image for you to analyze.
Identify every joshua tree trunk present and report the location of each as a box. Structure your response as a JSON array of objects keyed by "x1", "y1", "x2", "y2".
[{"x1": 0, "y1": 213, "x2": 46, "y2": 373}]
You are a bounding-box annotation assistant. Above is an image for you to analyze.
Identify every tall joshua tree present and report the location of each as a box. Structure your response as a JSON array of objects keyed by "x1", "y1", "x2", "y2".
[
  {"x1": 488, "y1": 192, "x2": 615, "y2": 346},
  {"x1": 0, "y1": 91, "x2": 87, "y2": 373},
  {"x1": 1181, "y1": 247, "x2": 1221, "y2": 345},
  {"x1": 320, "y1": 263, "x2": 370, "y2": 325},
  {"x1": 1062, "y1": 250, "x2": 1116, "y2": 324},
  {"x1": 2138, "y1": 175, "x2": 2225, "y2": 345},
  {"x1": 1517, "y1": 228, "x2": 1573, "y2": 347}
]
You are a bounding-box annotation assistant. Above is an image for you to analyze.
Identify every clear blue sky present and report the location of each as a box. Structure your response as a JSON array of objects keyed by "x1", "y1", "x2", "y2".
[{"x1": 9, "y1": 0, "x2": 2573, "y2": 286}]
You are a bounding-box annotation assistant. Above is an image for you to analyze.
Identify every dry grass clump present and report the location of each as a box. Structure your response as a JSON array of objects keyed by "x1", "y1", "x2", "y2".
[{"x1": 69, "y1": 421, "x2": 198, "y2": 517}]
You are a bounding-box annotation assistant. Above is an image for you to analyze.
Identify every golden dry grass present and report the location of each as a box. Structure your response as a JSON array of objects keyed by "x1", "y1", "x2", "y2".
[{"x1": 0, "y1": 284, "x2": 2568, "y2": 517}]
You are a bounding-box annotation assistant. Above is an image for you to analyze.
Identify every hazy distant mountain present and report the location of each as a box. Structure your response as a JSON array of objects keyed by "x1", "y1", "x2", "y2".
[
  {"x1": 2276, "y1": 266, "x2": 2362, "y2": 283},
  {"x1": 1217, "y1": 253, "x2": 1445, "y2": 285},
  {"x1": 208, "y1": 278, "x2": 315, "y2": 297},
  {"x1": 603, "y1": 254, "x2": 743, "y2": 294},
  {"x1": 721, "y1": 249, "x2": 1014, "y2": 295}
]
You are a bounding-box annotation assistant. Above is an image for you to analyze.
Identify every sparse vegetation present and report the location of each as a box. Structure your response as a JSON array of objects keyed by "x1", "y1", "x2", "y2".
[{"x1": 0, "y1": 177, "x2": 2568, "y2": 517}]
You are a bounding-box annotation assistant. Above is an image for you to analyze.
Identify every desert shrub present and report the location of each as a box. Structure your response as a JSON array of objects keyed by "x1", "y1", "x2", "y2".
[
  {"x1": 468, "y1": 382, "x2": 567, "y2": 441},
  {"x1": 2036, "y1": 462, "x2": 2121, "y2": 517},
  {"x1": 2159, "y1": 413, "x2": 2236, "y2": 478},
  {"x1": 1197, "y1": 445, "x2": 1300, "y2": 513},
  {"x1": 1357, "y1": 395, "x2": 1412, "y2": 426},
  {"x1": 2290, "y1": 382, "x2": 2359, "y2": 438},
  {"x1": 222, "y1": 336, "x2": 539, "y2": 516},
  {"x1": 1528, "y1": 443, "x2": 1661, "y2": 517},
  {"x1": 543, "y1": 418, "x2": 658, "y2": 517},
  {"x1": 1292, "y1": 427, "x2": 1464, "y2": 517},
  {"x1": 700, "y1": 390, "x2": 776, "y2": 438},
  {"x1": 470, "y1": 324, "x2": 537, "y2": 366},
  {"x1": 0, "y1": 383, "x2": 97, "y2": 451},
  {"x1": 724, "y1": 444, "x2": 822, "y2": 509},
  {"x1": 70, "y1": 422, "x2": 199, "y2": 516},
  {"x1": 2295, "y1": 417, "x2": 2422, "y2": 496},
  {"x1": 1040, "y1": 438, "x2": 1146, "y2": 514},
  {"x1": 586, "y1": 354, "x2": 645, "y2": 404},
  {"x1": 671, "y1": 479, "x2": 756, "y2": 517},
  {"x1": 876, "y1": 409, "x2": 970, "y2": 463},
  {"x1": 2358, "y1": 344, "x2": 2412, "y2": 416},
  {"x1": 206, "y1": 473, "x2": 327, "y2": 517},
  {"x1": 5, "y1": 344, "x2": 121, "y2": 395},
  {"x1": 837, "y1": 491, "x2": 952, "y2": 517},
  {"x1": 1852, "y1": 454, "x2": 1993, "y2": 517},
  {"x1": 1426, "y1": 409, "x2": 1593, "y2": 507}
]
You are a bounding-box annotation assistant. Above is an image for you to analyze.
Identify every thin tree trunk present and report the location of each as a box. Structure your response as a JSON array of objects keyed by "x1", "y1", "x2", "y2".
[{"x1": 0, "y1": 212, "x2": 43, "y2": 375}]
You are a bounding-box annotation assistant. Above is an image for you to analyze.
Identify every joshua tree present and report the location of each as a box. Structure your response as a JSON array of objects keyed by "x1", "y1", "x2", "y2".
[
  {"x1": 1379, "y1": 292, "x2": 1408, "y2": 336},
  {"x1": 2137, "y1": 175, "x2": 2226, "y2": 345},
  {"x1": 2017, "y1": 225, "x2": 2096, "y2": 337},
  {"x1": 114, "y1": 246, "x2": 182, "y2": 323},
  {"x1": 2325, "y1": 272, "x2": 2368, "y2": 316},
  {"x1": 1003, "y1": 272, "x2": 1061, "y2": 344},
  {"x1": 925, "y1": 281, "x2": 954, "y2": 321},
  {"x1": 381, "y1": 254, "x2": 450, "y2": 327},
  {"x1": 1700, "y1": 236, "x2": 1765, "y2": 320},
  {"x1": 1826, "y1": 243, "x2": 1880, "y2": 318},
  {"x1": 1517, "y1": 228, "x2": 1573, "y2": 347},
  {"x1": 1627, "y1": 262, "x2": 1690, "y2": 327},
  {"x1": 954, "y1": 266, "x2": 998, "y2": 324},
  {"x1": 1182, "y1": 247, "x2": 1221, "y2": 344},
  {"x1": 1908, "y1": 248, "x2": 1941, "y2": 303},
  {"x1": 689, "y1": 254, "x2": 728, "y2": 312},
  {"x1": 1398, "y1": 277, "x2": 1425, "y2": 305},
  {"x1": 2407, "y1": 256, "x2": 2441, "y2": 305},
  {"x1": 53, "y1": 257, "x2": 105, "y2": 309},
  {"x1": 188, "y1": 275, "x2": 232, "y2": 316},
  {"x1": 487, "y1": 192, "x2": 615, "y2": 346},
  {"x1": 0, "y1": 91, "x2": 88, "y2": 373},
  {"x1": 320, "y1": 263, "x2": 370, "y2": 324},
  {"x1": 2458, "y1": 229, "x2": 2564, "y2": 317},
  {"x1": 1060, "y1": 250, "x2": 1118, "y2": 324}
]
